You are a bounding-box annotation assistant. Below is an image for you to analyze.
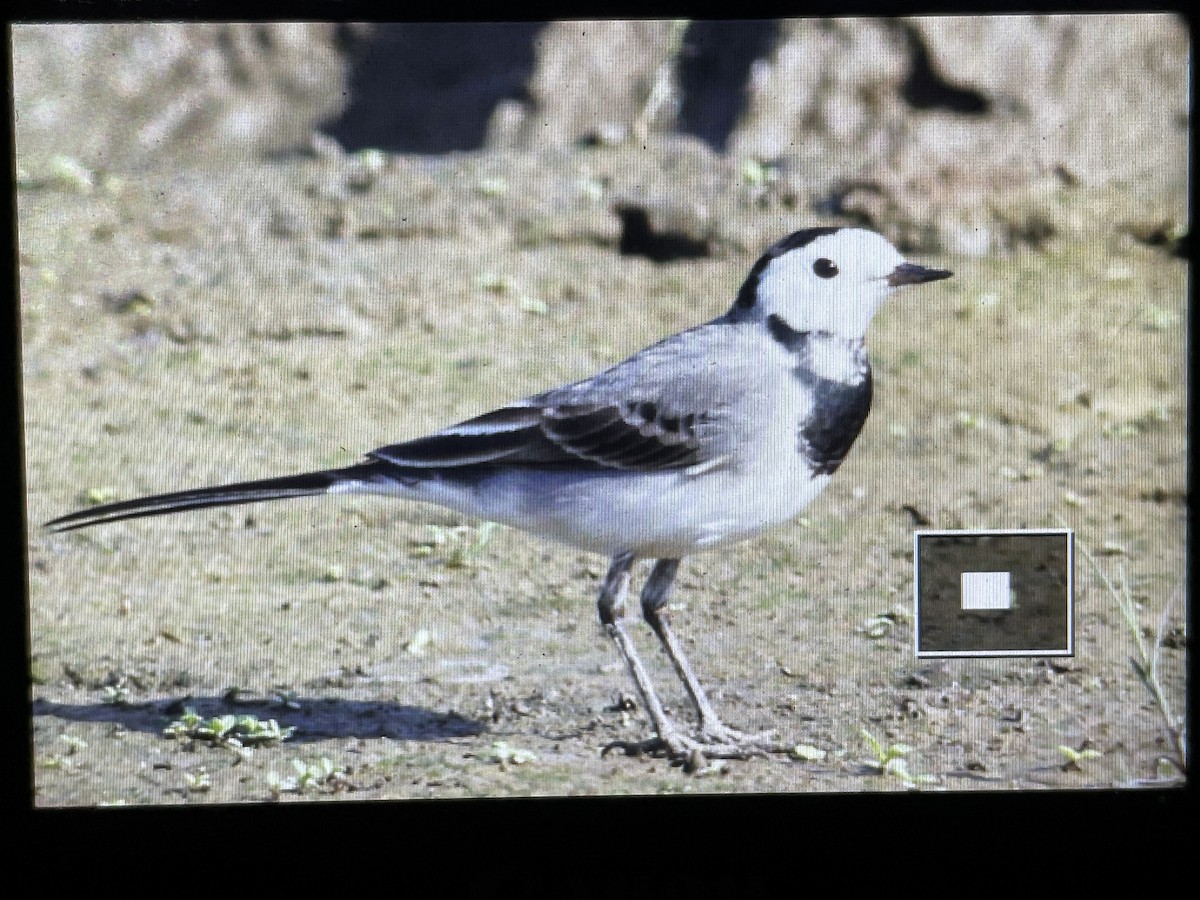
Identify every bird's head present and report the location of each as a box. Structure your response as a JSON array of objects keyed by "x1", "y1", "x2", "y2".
[{"x1": 730, "y1": 227, "x2": 952, "y2": 340}]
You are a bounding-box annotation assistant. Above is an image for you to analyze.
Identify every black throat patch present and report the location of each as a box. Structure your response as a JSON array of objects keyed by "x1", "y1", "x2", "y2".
[{"x1": 766, "y1": 313, "x2": 873, "y2": 477}]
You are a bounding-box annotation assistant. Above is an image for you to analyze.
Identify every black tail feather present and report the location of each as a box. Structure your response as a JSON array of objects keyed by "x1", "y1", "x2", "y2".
[{"x1": 43, "y1": 462, "x2": 391, "y2": 533}]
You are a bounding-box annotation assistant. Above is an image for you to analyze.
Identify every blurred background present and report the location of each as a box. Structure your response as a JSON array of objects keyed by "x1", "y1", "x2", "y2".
[{"x1": 12, "y1": 17, "x2": 1189, "y2": 256}]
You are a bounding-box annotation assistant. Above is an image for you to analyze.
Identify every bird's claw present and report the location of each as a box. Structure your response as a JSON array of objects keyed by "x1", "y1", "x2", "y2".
[{"x1": 602, "y1": 724, "x2": 785, "y2": 772}]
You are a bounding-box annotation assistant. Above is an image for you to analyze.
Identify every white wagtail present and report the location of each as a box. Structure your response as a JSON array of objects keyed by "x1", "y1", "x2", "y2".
[{"x1": 46, "y1": 226, "x2": 952, "y2": 764}]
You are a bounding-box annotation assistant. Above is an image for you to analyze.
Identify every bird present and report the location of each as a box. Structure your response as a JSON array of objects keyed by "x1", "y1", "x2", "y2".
[{"x1": 45, "y1": 226, "x2": 952, "y2": 767}]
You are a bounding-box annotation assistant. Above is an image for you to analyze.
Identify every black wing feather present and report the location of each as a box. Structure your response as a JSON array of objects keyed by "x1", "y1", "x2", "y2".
[{"x1": 370, "y1": 399, "x2": 705, "y2": 473}]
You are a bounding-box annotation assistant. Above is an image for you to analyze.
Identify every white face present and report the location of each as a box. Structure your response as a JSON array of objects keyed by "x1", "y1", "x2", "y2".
[{"x1": 753, "y1": 229, "x2": 909, "y2": 339}]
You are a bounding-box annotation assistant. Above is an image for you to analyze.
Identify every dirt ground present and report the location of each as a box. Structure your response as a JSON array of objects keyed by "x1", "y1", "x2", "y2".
[{"x1": 22, "y1": 145, "x2": 1186, "y2": 805}]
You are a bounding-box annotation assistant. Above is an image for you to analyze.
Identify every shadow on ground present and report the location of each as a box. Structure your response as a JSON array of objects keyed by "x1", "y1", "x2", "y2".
[{"x1": 32, "y1": 696, "x2": 486, "y2": 743}]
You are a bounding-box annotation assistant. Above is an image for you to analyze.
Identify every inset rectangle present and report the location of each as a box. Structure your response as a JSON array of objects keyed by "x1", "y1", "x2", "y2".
[{"x1": 914, "y1": 529, "x2": 1073, "y2": 658}]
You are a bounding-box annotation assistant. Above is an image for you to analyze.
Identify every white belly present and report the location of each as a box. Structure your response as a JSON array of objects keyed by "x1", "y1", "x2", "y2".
[{"x1": 392, "y1": 460, "x2": 830, "y2": 559}]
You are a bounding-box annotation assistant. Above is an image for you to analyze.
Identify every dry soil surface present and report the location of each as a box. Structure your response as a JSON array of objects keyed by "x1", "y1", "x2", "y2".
[{"x1": 23, "y1": 147, "x2": 1186, "y2": 804}]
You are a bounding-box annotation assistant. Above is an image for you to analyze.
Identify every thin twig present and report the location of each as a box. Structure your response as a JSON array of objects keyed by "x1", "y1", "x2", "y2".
[
  {"x1": 1151, "y1": 578, "x2": 1183, "y2": 684},
  {"x1": 1151, "y1": 579, "x2": 1187, "y2": 768},
  {"x1": 1057, "y1": 514, "x2": 1186, "y2": 773}
]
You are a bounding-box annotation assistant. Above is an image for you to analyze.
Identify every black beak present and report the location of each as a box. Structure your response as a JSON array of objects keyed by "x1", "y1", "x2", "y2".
[{"x1": 887, "y1": 263, "x2": 953, "y2": 287}]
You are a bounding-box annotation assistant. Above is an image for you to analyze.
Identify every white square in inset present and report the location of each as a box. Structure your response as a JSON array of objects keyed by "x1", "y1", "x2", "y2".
[{"x1": 961, "y1": 571, "x2": 1012, "y2": 610}]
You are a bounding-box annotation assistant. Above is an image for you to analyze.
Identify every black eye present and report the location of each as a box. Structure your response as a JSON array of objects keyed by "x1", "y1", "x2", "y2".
[{"x1": 813, "y1": 258, "x2": 838, "y2": 279}]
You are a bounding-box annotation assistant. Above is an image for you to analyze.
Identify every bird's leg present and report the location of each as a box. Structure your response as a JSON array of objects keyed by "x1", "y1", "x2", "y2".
[
  {"x1": 596, "y1": 552, "x2": 685, "y2": 754},
  {"x1": 640, "y1": 558, "x2": 781, "y2": 755},
  {"x1": 639, "y1": 559, "x2": 720, "y2": 729}
]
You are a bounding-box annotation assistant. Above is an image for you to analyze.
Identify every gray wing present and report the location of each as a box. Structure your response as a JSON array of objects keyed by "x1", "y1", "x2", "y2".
[{"x1": 369, "y1": 322, "x2": 760, "y2": 473}]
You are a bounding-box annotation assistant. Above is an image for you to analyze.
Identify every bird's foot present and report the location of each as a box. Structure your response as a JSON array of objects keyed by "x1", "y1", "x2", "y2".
[
  {"x1": 602, "y1": 722, "x2": 785, "y2": 772},
  {"x1": 695, "y1": 720, "x2": 783, "y2": 751}
]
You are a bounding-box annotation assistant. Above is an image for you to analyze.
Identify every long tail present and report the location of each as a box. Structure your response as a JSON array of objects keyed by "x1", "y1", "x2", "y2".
[{"x1": 43, "y1": 461, "x2": 398, "y2": 533}]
